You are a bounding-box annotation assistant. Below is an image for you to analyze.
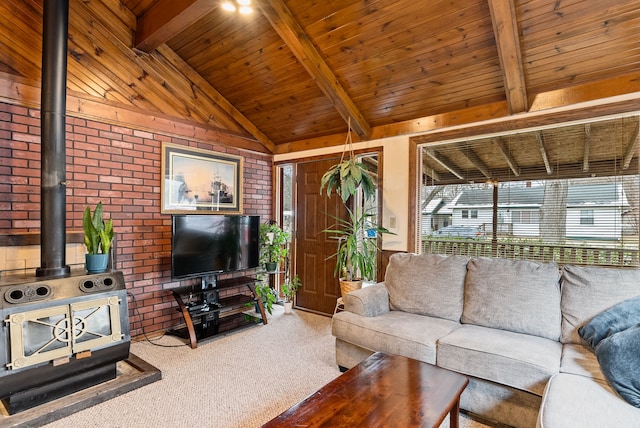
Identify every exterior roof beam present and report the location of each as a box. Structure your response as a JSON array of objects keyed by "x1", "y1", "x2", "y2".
[
  {"x1": 460, "y1": 148, "x2": 491, "y2": 178},
  {"x1": 535, "y1": 132, "x2": 553, "y2": 175},
  {"x1": 425, "y1": 150, "x2": 465, "y2": 180},
  {"x1": 495, "y1": 137, "x2": 521, "y2": 177},
  {"x1": 623, "y1": 122, "x2": 639, "y2": 170},
  {"x1": 583, "y1": 123, "x2": 591, "y2": 172}
]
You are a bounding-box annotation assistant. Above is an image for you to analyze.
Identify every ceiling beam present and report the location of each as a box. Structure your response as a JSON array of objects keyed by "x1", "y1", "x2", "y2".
[
  {"x1": 423, "y1": 164, "x2": 441, "y2": 183},
  {"x1": 494, "y1": 137, "x2": 521, "y2": 177},
  {"x1": 135, "y1": 0, "x2": 214, "y2": 52},
  {"x1": 535, "y1": 132, "x2": 553, "y2": 174},
  {"x1": 583, "y1": 123, "x2": 591, "y2": 172},
  {"x1": 459, "y1": 148, "x2": 491, "y2": 178},
  {"x1": 155, "y1": 45, "x2": 276, "y2": 153},
  {"x1": 487, "y1": 0, "x2": 528, "y2": 114},
  {"x1": 529, "y1": 72, "x2": 640, "y2": 112},
  {"x1": 623, "y1": 122, "x2": 639, "y2": 170},
  {"x1": 255, "y1": 0, "x2": 372, "y2": 140},
  {"x1": 424, "y1": 150, "x2": 465, "y2": 180}
]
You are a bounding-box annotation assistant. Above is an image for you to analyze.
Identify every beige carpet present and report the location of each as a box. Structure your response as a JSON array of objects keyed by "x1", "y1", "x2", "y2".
[{"x1": 43, "y1": 305, "x2": 493, "y2": 428}]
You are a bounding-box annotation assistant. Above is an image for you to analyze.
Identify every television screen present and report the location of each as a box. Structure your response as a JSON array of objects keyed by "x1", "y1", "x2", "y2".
[{"x1": 171, "y1": 215, "x2": 260, "y2": 279}]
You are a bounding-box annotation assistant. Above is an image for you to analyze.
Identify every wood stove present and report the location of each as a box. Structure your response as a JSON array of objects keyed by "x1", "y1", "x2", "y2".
[
  {"x1": 0, "y1": 0, "x2": 138, "y2": 418},
  {"x1": 0, "y1": 271, "x2": 130, "y2": 414}
]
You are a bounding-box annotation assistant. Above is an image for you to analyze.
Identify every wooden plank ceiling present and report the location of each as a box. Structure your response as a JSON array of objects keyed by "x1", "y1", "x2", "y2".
[{"x1": 0, "y1": 0, "x2": 639, "y2": 158}]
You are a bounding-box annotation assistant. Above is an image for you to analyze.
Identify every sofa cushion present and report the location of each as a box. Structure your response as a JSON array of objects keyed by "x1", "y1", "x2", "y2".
[
  {"x1": 578, "y1": 295, "x2": 640, "y2": 348},
  {"x1": 461, "y1": 257, "x2": 561, "y2": 340},
  {"x1": 538, "y1": 373, "x2": 640, "y2": 428},
  {"x1": 560, "y1": 344, "x2": 606, "y2": 383},
  {"x1": 437, "y1": 324, "x2": 561, "y2": 396},
  {"x1": 595, "y1": 325, "x2": 640, "y2": 408},
  {"x1": 331, "y1": 310, "x2": 460, "y2": 364},
  {"x1": 384, "y1": 253, "x2": 468, "y2": 321},
  {"x1": 560, "y1": 264, "x2": 640, "y2": 344}
]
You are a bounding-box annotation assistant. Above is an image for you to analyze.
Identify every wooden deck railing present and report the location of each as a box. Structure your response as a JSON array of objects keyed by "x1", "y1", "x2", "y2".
[{"x1": 421, "y1": 239, "x2": 639, "y2": 267}]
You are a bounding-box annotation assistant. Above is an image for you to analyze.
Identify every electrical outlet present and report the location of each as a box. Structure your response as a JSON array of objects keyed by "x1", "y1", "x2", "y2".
[{"x1": 389, "y1": 217, "x2": 397, "y2": 229}]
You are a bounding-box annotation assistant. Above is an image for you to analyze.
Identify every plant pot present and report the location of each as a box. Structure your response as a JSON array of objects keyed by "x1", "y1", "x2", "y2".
[
  {"x1": 85, "y1": 253, "x2": 109, "y2": 273},
  {"x1": 283, "y1": 301, "x2": 293, "y2": 314},
  {"x1": 265, "y1": 262, "x2": 278, "y2": 273},
  {"x1": 339, "y1": 278, "x2": 363, "y2": 297}
]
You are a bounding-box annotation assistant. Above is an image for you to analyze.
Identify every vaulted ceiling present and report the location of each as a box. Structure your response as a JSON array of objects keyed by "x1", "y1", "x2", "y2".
[{"x1": 1, "y1": 0, "x2": 639, "y2": 155}]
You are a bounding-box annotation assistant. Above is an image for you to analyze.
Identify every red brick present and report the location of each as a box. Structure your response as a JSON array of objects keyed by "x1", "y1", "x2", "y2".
[{"x1": 0, "y1": 102, "x2": 272, "y2": 335}]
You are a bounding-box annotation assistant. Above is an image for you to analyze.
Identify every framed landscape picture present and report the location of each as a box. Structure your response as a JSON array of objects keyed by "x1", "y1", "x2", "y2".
[{"x1": 161, "y1": 143, "x2": 243, "y2": 214}]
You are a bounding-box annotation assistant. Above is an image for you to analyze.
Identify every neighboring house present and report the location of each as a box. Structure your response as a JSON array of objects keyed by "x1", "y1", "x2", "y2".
[
  {"x1": 420, "y1": 198, "x2": 446, "y2": 235},
  {"x1": 445, "y1": 182, "x2": 629, "y2": 241}
]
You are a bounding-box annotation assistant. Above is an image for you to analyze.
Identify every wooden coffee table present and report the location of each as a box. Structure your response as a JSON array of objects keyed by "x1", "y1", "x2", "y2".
[{"x1": 263, "y1": 352, "x2": 469, "y2": 428}]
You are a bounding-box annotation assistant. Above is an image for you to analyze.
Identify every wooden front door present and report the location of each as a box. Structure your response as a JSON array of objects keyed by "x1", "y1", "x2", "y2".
[{"x1": 294, "y1": 157, "x2": 346, "y2": 315}]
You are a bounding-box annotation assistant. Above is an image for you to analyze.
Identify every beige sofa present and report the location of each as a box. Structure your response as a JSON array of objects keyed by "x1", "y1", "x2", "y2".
[{"x1": 331, "y1": 253, "x2": 640, "y2": 427}]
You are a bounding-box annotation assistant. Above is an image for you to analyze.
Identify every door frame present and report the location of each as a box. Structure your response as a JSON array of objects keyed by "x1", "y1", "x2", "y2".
[{"x1": 274, "y1": 147, "x2": 385, "y2": 313}]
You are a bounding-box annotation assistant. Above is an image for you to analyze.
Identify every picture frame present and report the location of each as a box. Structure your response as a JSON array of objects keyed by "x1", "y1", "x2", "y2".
[{"x1": 161, "y1": 143, "x2": 243, "y2": 214}]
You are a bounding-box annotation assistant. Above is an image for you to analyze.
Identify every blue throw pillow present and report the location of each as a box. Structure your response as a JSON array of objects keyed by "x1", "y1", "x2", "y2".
[
  {"x1": 595, "y1": 326, "x2": 640, "y2": 408},
  {"x1": 579, "y1": 295, "x2": 640, "y2": 348}
]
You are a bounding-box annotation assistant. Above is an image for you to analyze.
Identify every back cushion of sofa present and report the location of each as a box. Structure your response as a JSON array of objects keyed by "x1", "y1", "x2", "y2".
[
  {"x1": 385, "y1": 253, "x2": 468, "y2": 321},
  {"x1": 461, "y1": 257, "x2": 561, "y2": 340},
  {"x1": 560, "y1": 264, "x2": 640, "y2": 344}
]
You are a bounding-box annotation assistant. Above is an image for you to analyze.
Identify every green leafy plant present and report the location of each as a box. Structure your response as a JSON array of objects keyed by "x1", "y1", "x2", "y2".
[
  {"x1": 319, "y1": 118, "x2": 376, "y2": 203},
  {"x1": 281, "y1": 274, "x2": 302, "y2": 303},
  {"x1": 83, "y1": 202, "x2": 113, "y2": 255},
  {"x1": 320, "y1": 157, "x2": 376, "y2": 203},
  {"x1": 259, "y1": 222, "x2": 289, "y2": 266},
  {"x1": 323, "y1": 207, "x2": 394, "y2": 281},
  {"x1": 255, "y1": 283, "x2": 277, "y2": 314}
]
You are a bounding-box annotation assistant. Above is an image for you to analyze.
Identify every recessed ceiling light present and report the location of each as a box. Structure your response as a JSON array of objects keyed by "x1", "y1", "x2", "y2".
[
  {"x1": 237, "y1": 0, "x2": 251, "y2": 5},
  {"x1": 221, "y1": 2, "x2": 236, "y2": 12},
  {"x1": 239, "y1": 6, "x2": 252, "y2": 14}
]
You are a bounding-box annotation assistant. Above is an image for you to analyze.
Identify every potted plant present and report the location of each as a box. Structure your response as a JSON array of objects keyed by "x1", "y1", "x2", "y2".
[
  {"x1": 281, "y1": 274, "x2": 302, "y2": 314},
  {"x1": 255, "y1": 282, "x2": 277, "y2": 315},
  {"x1": 259, "y1": 221, "x2": 289, "y2": 272},
  {"x1": 320, "y1": 119, "x2": 392, "y2": 297},
  {"x1": 83, "y1": 202, "x2": 113, "y2": 273},
  {"x1": 323, "y1": 207, "x2": 393, "y2": 296},
  {"x1": 319, "y1": 119, "x2": 376, "y2": 203},
  {"x1": 320, "y1": 156, "x2": 376, "y2": 203}
]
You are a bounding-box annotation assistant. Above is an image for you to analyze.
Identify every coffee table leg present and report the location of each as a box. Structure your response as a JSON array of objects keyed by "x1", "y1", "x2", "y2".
[{"x1": 450, "y1": 399, "x2": 460, "y2": 428}]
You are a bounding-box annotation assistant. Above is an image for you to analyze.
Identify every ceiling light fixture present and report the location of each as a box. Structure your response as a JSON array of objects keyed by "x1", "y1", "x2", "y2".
[
  {"x1": 222, "y1": 0, "x2": 252, "y2": 14},
  {"x1": 221, "y1": 2, "x2": 236, "y2": 12}
]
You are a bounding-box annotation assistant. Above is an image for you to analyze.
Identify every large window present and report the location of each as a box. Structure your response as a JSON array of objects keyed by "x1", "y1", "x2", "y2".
[{"x1": 418, "y1": 115, "x2": 639, "y2": 267}]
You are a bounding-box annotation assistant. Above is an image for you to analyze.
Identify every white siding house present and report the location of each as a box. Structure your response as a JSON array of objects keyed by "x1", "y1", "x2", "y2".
[
  {"x1": 420, "y1": 198, "x2": 445, "y2": 235},
  {"x1": 447, "y1": 182, "x2": 629, "y2": 241}
]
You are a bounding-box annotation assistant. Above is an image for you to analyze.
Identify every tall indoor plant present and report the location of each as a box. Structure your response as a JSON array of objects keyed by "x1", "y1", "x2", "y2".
[
  {"x1": 259, "y1": 221, "x2": 289, "y2": 272},
  {"x1": 83, "y1": 202, "x2": 113, "y2": 273},
  {"x1": 320, "y1": 119, "x2": 392, "y2": 296},
  {"x1": 323, "y1": 207, "x2": 392, "y2": 295}
]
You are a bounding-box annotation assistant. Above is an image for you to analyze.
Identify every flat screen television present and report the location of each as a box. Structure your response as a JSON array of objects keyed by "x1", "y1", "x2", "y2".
[{"x1": 171, "y1": 215, "x2": 260, "y2": 279}]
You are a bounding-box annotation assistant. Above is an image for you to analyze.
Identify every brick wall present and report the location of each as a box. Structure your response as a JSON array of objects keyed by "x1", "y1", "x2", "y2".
[{"x1": 0, "y1": 101, "x2": 273, "y2": 337}]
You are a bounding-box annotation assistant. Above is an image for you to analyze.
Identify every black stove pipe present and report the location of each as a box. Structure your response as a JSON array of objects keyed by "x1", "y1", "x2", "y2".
[{"x1": 36, "y1": 0, "x2": 71, "y2": 277}]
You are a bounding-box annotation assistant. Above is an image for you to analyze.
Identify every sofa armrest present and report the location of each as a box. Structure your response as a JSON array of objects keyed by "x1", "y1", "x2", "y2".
[{"x1": 343, "y1": 283, "x2": 390, "y2": 317}]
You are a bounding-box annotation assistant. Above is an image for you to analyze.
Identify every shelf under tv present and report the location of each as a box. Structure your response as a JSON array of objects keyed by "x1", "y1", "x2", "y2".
[{"x1": 168, "y1": 273, "x2": 267, "y2": 349}]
